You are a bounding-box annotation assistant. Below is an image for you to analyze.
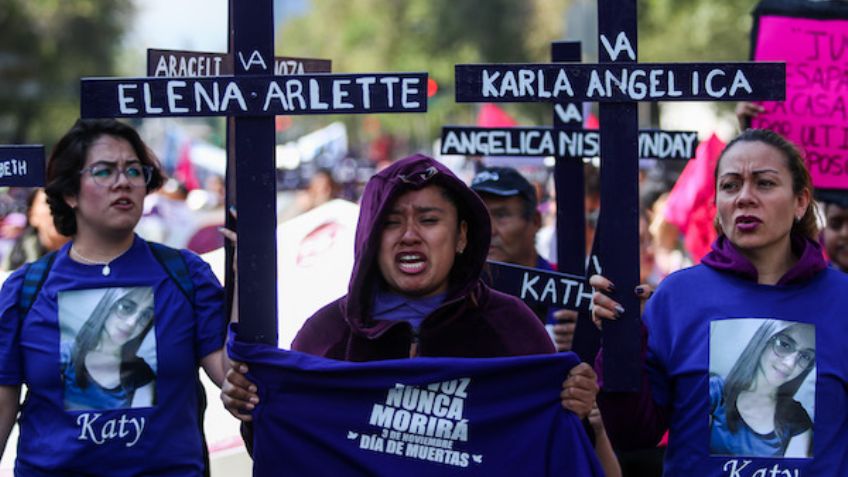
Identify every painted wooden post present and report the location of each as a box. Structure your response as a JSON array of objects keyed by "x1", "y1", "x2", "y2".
[{"x1": 443, "y1": 41, "x2": 697, "y2": 364}]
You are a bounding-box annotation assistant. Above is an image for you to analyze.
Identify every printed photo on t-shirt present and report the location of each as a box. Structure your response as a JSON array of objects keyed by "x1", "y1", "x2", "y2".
[
  {"x1": 58, "y1": 287, "x2": 157, "y2": 411},
  {"x1": 709, "y1": 319, "x2": 815, "y2": 458}
]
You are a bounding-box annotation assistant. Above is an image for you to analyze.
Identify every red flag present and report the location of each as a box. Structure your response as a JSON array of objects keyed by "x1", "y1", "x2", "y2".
[
  {"x1": 584, "y1": 112, "x2": 599, "y2": 129},
  {"x1": 175, "y1": 141, "x2": 201, "y2": 191},
  {"x1": 476, "y1": 103, "x2": 517, "y2": 127},
  {"x1": 664, "y1": 133, "x2": 726, "y2": 263}
]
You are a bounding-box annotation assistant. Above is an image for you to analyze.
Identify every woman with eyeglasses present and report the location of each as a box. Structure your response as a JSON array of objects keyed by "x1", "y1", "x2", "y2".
[
  {"x1": 0, "y1": 119, "x2": 228, "y2": 476},
  {"x1": 591, "y1": 129, "x2": 848, "y2": 475},
  {"x1": 709, "y1": 320, "x2": 815, "y2": 457}
]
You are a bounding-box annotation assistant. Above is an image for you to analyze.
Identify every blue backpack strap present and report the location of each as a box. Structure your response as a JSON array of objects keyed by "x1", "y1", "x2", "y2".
[
  {"x1": 18, "y1": 251, "x2": 57, "y2": 317},
  {"x1": 146, "y1": 241, "x2": 195, "y2": 305},
  {"x1": 146, "y1": 240, "x2": 208, "y2": 475}
]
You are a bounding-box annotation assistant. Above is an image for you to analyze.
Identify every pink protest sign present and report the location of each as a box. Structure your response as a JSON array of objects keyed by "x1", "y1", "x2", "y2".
[{"x1": 753, "y1": 15, "x2": 848, "y2": 190}]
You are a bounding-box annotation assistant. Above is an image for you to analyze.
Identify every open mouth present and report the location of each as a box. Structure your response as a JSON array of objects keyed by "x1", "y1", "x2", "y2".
[
  {"x1": 397, "y1": 253, "x2": 426, "y2": 274},
  {"x1": 735, "y1": 216, "x2": 761, "y2": 232}
]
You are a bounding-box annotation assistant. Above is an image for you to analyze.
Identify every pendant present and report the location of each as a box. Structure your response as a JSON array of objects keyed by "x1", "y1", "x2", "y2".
[{"x1": 102, "y1": 264, "x2": 111, "y2": 276}]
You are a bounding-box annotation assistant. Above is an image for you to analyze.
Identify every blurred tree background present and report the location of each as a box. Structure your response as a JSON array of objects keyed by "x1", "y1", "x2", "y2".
[
  {"x1": 0, "y1": 0, "x2": 762, "y2": 151},
  {"x1": 0, "y1": 0, "x2": 134, "y2": 146},
  {"x1": 276, "y1": 0, "x2": 760, "y2": 152}
]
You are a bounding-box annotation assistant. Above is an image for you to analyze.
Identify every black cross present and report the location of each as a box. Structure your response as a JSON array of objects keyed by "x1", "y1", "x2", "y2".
[
  {"x1": 80, "y1": 0, "x2": 427, "y2": 345},
  {"x1": 144, "y1": 31, "x2": 333, "y2": 347},
  {"x1": 444, "y1": 41, "x2": 698, "y2": 363},
  {"x1": 455, "y1": 0, "x2": 785, "y2": 390}
]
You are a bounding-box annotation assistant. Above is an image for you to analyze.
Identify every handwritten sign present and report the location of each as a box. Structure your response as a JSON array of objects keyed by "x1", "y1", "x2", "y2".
[
  {"x1": 81, "y1": 74, "x2": 427, "y2": 117},
  {"x1": 441, "y1": 126, "x2": 698, "y2": 160},
  {"x1": 147, "y1": 48, "x2": 332, "y2": 77},
  {"x1": 455, "y1": 63, "x2": 785, "y2": 103},
  {"x1": 485, "y1": 261, "x2": 592, "y2": 314},
  {"x1": 0, "y1": 145, "x2": 45, "y2": 187},
  {"x1": 752, "y1": 15, "x2": 848, "y2": 189}
]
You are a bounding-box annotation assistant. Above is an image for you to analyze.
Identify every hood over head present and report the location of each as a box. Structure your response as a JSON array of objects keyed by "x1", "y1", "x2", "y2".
[{"x1": 345, "y1": 154, "x2": 491, "y2": 327}]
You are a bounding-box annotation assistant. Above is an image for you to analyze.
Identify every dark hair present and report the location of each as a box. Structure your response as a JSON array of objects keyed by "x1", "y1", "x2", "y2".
[
  {"x1": 72, "y1": 287, "x2": 155, "y2": 393},
  {"x1": 714, "y1": 129, "x2": 818, "y2": 241},
  {"x1": 722, "y1": 321, "x2": 814, "y2": 442},
  {"x1": 434, "y1": 183, "x2": 476, "y2": 278},
  {"x1": 45, "y1": 119, "x2": 165, "y2": 236}
]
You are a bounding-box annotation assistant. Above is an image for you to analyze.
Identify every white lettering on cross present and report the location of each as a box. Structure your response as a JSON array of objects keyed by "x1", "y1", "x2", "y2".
[
  {"x1": 356, "y1": 76, "x2": 376, "y2": 109},
  {"x1": 554, "y1": 103, "x2": 582, "y2": 123},
  {"x1": 118, "y1": 84, "x2": 139, "y2": 114},
  {"x1": 237, "y1": 50, "x2": 268, "y2": 72},
  {"x1": 706, "y1": 69, "x2": 726, "y2": 98},
  {"x1": 167, "y1": 81, "x2": 189, "y2": 113},
  {"x1": 333, "y1": 79, "x2": 353, "y2": 109},
  {"x1": 482, "y1": 70, "x2": 500, "y2": 97},
  {"x1": 600, "y1": 32, "x2": 636, "y2": 61},
  {"x1": 520, "y1": 272, "x2": 540, "y2": 301},
  {"x1": 380, "y1": 77, "x2": 400, "y2": 108},
  {"x1": 401, "y1": 78, "x2": 420, "y2": 108}
]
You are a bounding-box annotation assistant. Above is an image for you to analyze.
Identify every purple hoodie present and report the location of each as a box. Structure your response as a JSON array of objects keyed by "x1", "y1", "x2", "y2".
[
  {"x1": 292, "y1": 154, "x2": 555, "y2": 360},
  {"x1": 598, "y1": 233, "x2": 827, "y2": 451}
]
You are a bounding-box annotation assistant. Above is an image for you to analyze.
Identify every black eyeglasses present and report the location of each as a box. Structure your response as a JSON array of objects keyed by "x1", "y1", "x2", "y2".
[
  {"x1": 80, "y1": 163, "x2": 154, "y2": 188},
  {"x1": 769, "y1": 334, "x2": 815, "y2": 370}
]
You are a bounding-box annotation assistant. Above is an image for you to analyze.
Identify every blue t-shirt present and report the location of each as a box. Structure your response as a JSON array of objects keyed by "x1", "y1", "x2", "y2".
[
  {"x1": 0, "y1": 236, "x2": 225, "y2": 476},
  {"x1": 228, "y1": 334, "x2": 604, "y2": 477},
  {"x1": 709, "y1": 375, "x2": 811, "y2": 457},
  {"x1": 644, "y1": 264, "x2": 848, "y2": 475},
  {"x1": 372, "y1": 288, "x2": 446, "y2": 331}
]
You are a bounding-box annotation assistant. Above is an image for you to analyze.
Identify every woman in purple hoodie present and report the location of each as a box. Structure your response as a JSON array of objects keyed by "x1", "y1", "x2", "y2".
[
  {"x1": 592, "y1": 129, "x2": 848, "y2": 475},
  {"x1": 222, "y1": 153, "x2": 597, "y2": 419}
]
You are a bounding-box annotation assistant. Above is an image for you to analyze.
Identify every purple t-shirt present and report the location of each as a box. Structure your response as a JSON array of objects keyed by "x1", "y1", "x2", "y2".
[{"x1": 0, "y1": 237, "x2": 225, "y2": 476}]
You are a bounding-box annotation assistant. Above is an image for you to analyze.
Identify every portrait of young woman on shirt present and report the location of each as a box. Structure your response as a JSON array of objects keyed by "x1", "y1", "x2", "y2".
[
  {"x1": 709, "y1": 319, "x2": 815, "y2": 458},
  {"x1": 60, "y1": 286, "x2": 157, "y2": 411}
]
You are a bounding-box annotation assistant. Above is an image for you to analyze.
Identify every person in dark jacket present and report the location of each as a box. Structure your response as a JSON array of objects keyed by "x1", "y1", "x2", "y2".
[
  {"x1": 221, "y1": 154, "x2": 598, "y2": 421},
  {"x1": 470, "y1": 166, "x2": 579, "y2": 353}
]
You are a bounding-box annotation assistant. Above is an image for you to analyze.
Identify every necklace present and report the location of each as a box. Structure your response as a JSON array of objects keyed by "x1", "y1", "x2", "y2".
[{"x1": 70, "y1": 244, "x2": 131, "y2": 276}]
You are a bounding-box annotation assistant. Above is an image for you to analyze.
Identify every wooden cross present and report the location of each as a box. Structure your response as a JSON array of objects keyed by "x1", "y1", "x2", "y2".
[
  {"x1": 0, "y1": 145, "x2": 44, "y2": 187},
  {"x1": 455, "y1": 1, "x2": 785, "y2": 390},
  {"x1": 444, "y1": 41, "x2": 698, "y2": 362},
  {"x1": 144, "y1": 34, "x2": 333, "y2": 345},
  {"x1": 80, "y1": 0, "x2": 427, "y2": 345}
]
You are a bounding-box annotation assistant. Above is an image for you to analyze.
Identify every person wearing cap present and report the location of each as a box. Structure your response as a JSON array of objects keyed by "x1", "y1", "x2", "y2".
[
  {"x1": 470, "y1": 167, "x2": 578, "y2": 353},
  {"x1": 816, "y1": 189, "x2": 848, "y2": 272}
]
